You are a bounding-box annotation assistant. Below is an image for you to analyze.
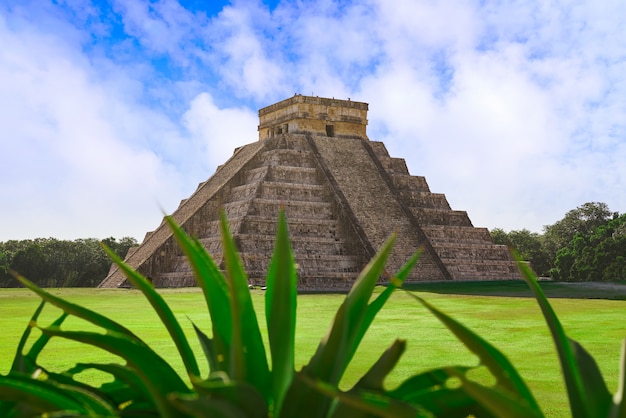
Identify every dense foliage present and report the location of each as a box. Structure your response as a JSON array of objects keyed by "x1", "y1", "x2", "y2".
[
  {"x1": 2, "y1": 211, "x2": 625, "y2": 417},
  {"x1": 0, "y1": 237, "x2": 137, "y2": 288},
  {"x1": 551, "y1": 213, "x2": 626, "y2": 281},
  {"x1": 491, "y1": 202, "x2": 625, "y2": 281},
  {"x1": 490, "y1": 228, "x2": 552, "y2": 277}
]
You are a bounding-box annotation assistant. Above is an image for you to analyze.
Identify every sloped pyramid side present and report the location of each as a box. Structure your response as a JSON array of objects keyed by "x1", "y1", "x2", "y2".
[
  {"x1": 366, "y1": 141, "x2": 520, "y2": 280},
  {"x1": 99, "y1": 133, "x2": 519, "y2": 290},
  {"x1": 98, "y1": 140, "x2": 266, "y2": 288}
]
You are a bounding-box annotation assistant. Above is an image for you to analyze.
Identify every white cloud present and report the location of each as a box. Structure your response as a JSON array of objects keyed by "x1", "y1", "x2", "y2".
[
  {"x1": 1, "y1": 0, "x2": 625, "y2": 241},
  {"x1": 182, "y1": 92, "x2": 258, "y2": 167},
  {"x1": 208, "y1": 2, "x2": 288, "y2": 102},
  {"x1": 0, "y1": 9, "x2": 186, "y2": 240}
]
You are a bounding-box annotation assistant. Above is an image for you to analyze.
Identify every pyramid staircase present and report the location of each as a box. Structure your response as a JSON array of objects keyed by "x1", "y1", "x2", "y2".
[
  {"x1": 367, "y1": 141, "x2": 519, "y2": 280},
  {"x1": 100, "y1": 95, "x2": 520, "y2": 290},
  {"x1": 109, "y1": 135, "x2": 372, "y2": 289}
]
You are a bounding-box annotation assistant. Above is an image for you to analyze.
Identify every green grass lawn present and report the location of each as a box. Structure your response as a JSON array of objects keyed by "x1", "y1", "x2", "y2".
[{"x1": 1, "y1": 283, "x2": 625, "y2": 417}]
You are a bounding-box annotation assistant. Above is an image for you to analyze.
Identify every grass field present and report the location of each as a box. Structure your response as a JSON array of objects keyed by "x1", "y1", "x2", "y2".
[{"x1": 1, "y1": 282, "x2": 625, "y2": 417}]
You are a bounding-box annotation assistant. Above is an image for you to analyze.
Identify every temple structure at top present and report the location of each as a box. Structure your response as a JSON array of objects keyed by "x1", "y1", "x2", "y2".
[
  {"x1": 258, "y1": 95, "x2": 368, "y2": 140},
  {"x1": 99, "y1": 95, "x2": 520, "y2": 290}
]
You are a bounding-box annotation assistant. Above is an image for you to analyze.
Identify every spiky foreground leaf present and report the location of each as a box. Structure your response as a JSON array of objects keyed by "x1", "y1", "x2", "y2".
[
  {"x1": 219, "y1": 211, "x2": 271, "y2": 399},
  {"x1": 13, "y1": 273, "x2": 138, "y2": 339},
  {"x1": 279, "y1": 235, "x2": 404, "y2": 417},
  {"x1": 38, "y1": 327, "x2": 189, "y2": 418},
  {"x1": 298, "y1": 373, "x2": 424, "y2": 418},
  {"x1": 515, "y1": 252, "x2": 611, "y2": 418},
  {"x1": 612, "y1": 339, "x2": 626, "y2": 418},
  {"x1": 265, "y1": 209, "x2": 297, "y2": 412},
  {"x1": 164, "y1": 215, "x2": 233, "y2": 373},
  {"x1": 408, "y1": 292, "x2": 542, "y2": 416},
  {"x1": 0, "y1": 374, "x2": 115, "y2": 416},
  {"x1": 103, "y1": 245, "x2": 201, "y2": 379}
]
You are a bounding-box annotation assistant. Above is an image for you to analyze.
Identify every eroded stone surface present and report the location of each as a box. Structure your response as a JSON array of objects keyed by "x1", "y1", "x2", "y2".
[{"x1": 99, "y1": 96, "x2": 519, "y2": 290}]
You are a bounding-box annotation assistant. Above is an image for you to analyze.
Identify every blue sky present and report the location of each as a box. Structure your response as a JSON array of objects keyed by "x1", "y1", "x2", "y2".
[{"x1": 1, "y1": 0, "x2": 625, "y2": 241}]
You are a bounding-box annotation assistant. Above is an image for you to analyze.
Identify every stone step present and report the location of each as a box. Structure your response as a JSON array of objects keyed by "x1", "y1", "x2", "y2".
[
  {"x1": 257, "y1": 182, "x2": 328, "y2": 202},
  {"x1": 244, "y1": 166, "x2": 270, "y2": 183},
  {"x1": 443, "y1": 260, "x2": 521, "y2": 280},
  {"x1": 379, "y1": 156, "x2": 410, "y2": 175},
  {"x1": 422, "y1": 225, "x2": 493, "y2": 244},
  {"x1": 248, "y1": 198, "x2": 334, "y2": 219},
  {"x1": 261, "y1": 148, "x2": 317, "y2": 168},
  {"x1": 247, "y1": 272, "x2": 360, "y2": 290},
  {"x1": 398, "y1": 190, "x2": 451, "y2": 209},
  {"x1": 240, "y1": 216, "x2": 342, "y2": 238},
  {"x1": 226, "y1": 181, "x2": 333, "y2": 207},
  {"x1": 410, "y1": 208, "x2": 472, "y2": 226},
  {"x1": 221, "y1": 201, "x2": 255, "y2": 218},
  {"x1": 242, "y1": 253, "x2": 360, "y2": 273},
  {"x1": 229, "y1": 182, "x2": 261, "y2": 202},
  {"x1": 266, "y1": 166, "x2": 320, "y2": 185},
  {"x1": 434, "y1": 243, "x2": 514, "y2": 261},
  {"x1": 368, "y1": 141, "x2": 390, "y2": 158},
  {"x1": 390, "y1": 174, "x2": 431, "y2": 192},
  {"x1": 303, "y1": 275, "x2": 361, "y2": 290},
  {"x1": 153, "y1": 272, "x2": 197, "y2": 287},
  {"x1": 235, "y1": 234, "x2": 349, "y2": 254}
]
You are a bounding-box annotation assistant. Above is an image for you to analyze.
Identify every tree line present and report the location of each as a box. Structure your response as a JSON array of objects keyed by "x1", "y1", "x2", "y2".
[
  {"x1": 0, "y1": 237, "x2": 137, "y2": 288},
  {"x1": 1, "y1": 201, "x2": 624, "y2": 287},
  {"x1": 491, "y1": 202, "x2": 626, "y2": 281}
]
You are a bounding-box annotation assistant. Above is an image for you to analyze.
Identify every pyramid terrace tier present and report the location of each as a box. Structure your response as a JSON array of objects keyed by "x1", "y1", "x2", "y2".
[{"x1": 100, "y1": 97, "x2": 522, "y2": 290}]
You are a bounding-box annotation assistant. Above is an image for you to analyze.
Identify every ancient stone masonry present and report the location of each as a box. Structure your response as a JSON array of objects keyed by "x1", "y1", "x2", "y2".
[{"x1": 99, "y1": 95, "x2": 520, "y2": 290}]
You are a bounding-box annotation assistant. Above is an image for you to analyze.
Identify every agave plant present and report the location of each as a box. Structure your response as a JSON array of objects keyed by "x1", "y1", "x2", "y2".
[{"x1": 0, "y1": 210, "x2": 624, "y2": 417}]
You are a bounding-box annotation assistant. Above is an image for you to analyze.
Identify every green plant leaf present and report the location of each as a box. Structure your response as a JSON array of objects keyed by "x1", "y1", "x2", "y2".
[
  {"x1": 408, "y1": 292, "x2": 542, "y2": 414},
  {"x1": 103, "y1": 244, "x2": 201, "y2": 379},
  {"x1": 168, "y1": 392, "x2": 248, "y2": 418},
  {"x1": 569, "y1": 337, "x2": 612, "y2": 416},
  {"x1": 298, "y1": 374, "x2": 423, "y2": 418},
  {"x1": 219, "y1": 211, "x2": 271, "y2": 398},
  {"x1": 389, "y1": 366, "x2": 491, "y2": 417},
  {"x1": 265, "y1": 208, "x2": 297, "y2": 412},
  {"x1": 352, "y1": 339, "x2": 406, "y2": 391},
  {"x1": 308, "y1": 233, "x2": 396, "y2": 384},
  {"x1": 191, "y1": 320, "x2": 220, "y2": 375},
  {"x1": 447, "y1": 368, "x2": 543, "y2": 418},
  {"x1": 0, "y1": 374, "x2": 93, "y2": 415},
  {"x1": 12, "y1": 272, "x2": 140, "y2": 340},
  {"x1": 515, "y1": 252, "x2": 608, "y2": 418},
  {"x1": 390, "y1": 366, "x2": 466, "y2": 399},
  {"x1": 10, "y1": 301, "x2": 70, "y2": 375},
  {"x1": 353, "y1": 248, "x2": 422, "y2": 363},
  {"x1": 66, "y1": 362, "x2": 154, "y2": 410},
  {"x1": 611, "y1": 338, "x2": 626, "y2": 418},
  {"x1": 10, "y1": 300, "x2": 45, "y2": 373},
  {"x1": 165, "y1": 215, "x2": 233, "y2": 373},
  {"x1": 329, "y1": 339, "x2": 406, "y2": 418},
  {"x1": 190, "y1": 378, "x2": 267, "y2": 418},
  {"x1": 279, "y1": 235, "x2": 398, "y2": 418},
  {"x1": 20, "y1": 312, "x2": 69, "y2": 376},
  {"x1": 38, "y1": 326, "x2": 189, "y2": 418}
]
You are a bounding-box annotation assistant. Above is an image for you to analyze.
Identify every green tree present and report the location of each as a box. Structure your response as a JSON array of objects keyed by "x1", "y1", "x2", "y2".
[
  {"x1": 552, "y1": 213, "x2": 626, "y2": 281},
  {"x1": 1, "y1": 236, "x2": 138, "y2": 288},
  {"x1": 508, "y1": 229, "x2": 552, "y2": 277},
  {"x1": 490, "y1": 228, "x2": 511, "y2": 246},
  {"x1": 101, "y1": 236, "x2": 137, "y2": 259},
  {"x1": 543, "y1": 202, "x2": 615, "y2": 263},
  {"x1": 490, "y1": 228, "x2": 551, "y2": 276},
  {"x1": 11, "y1": 242, "x2": 51, "y2": 287}
]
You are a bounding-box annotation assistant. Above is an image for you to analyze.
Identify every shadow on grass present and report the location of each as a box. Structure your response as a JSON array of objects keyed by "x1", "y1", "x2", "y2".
[{"x1": 400, "y1": 280, "x2": 626, "y2": 300}]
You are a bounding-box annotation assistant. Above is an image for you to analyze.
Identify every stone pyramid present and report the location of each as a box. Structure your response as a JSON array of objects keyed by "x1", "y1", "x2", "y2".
[{"x1": 99, "y1": 95, "x2": 520, "y2": 290}]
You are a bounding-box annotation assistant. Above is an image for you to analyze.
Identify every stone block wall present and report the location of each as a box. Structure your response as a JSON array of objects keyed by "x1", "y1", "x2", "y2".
[{"x1": 100, "y1": 100, "x2": 521, "y2": 289}]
